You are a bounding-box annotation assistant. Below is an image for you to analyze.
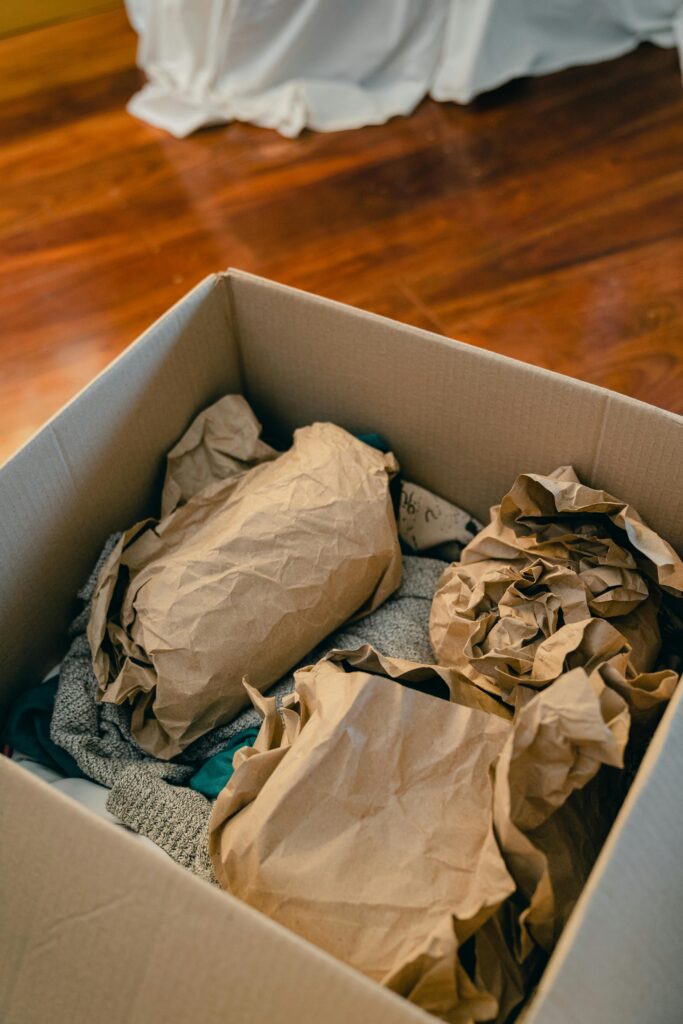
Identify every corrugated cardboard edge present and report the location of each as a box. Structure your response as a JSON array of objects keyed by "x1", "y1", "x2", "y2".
[
  {"x1": 1, "y1": 276, "x2": 228, "y2": 475},
  {"x1": 221, "y1": 268, "x2": 683, "y2": 433},
  {"x1": 0, "y1": 274, "x2": 240, "y2": 714},
  {"x1": 0, "y1": 755, "x2": 432, "y2": 1024},
  {"x1": 220, "y1": 269, "x2": 683, "y2": 551}
]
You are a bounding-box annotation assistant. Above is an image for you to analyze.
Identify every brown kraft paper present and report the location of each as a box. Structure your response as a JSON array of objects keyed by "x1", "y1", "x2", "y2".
[
  {"x1": 88, "y1": 419, "x2": 402, "y2": 759},
  {"x1": 472, "y1": 666, "x2": 629, "y2": 1021},
  {"x1": 431, "y1": 466, "x2": 682, "y2": 720},
  {"x1": 209, "y1": 651, "x2": 515, "y2": 1023},
  {"x1": 490, "y1": 667, "x2": 628, "y2": 958},
  {"x1": 161, "y1": 394, "x2": 278, "y2": 517},
  {"x1": 208, "y1": 650, "x2": 628, "y2": 1023}
]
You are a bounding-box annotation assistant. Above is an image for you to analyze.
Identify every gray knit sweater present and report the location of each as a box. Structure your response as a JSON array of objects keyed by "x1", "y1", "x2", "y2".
[{"x1": 51, "y1": 534, "x2": 447, "y2": 881}]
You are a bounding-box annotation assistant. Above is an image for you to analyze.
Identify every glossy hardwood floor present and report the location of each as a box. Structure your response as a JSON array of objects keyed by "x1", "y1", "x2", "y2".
[{"x1": 1, "y1": 10, "x2": 682, "y2": 462}]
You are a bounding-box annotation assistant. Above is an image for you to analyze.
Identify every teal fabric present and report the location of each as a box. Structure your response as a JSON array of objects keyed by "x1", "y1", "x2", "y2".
[
  {"x1": 357, "y1": 432, "x2": 391, "y2": 454},
  {"x1": 4, "y1": 677, "x2": 86, "y2": 778},
  {"x1": 189, "y1": 727, "x2": 260, "y2": 799}
]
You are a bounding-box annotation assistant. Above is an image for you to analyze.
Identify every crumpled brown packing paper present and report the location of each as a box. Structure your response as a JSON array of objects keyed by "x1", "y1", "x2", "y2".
[
  {"x1": 431, "y1": 466, "x2": 682, "y2": 720},
  {"x1": 161, "y1": 394, "x2": 277, "y2": 517},
  {"x1": 462, "y1": 465, "x2": 683, "y2": 597},
  {"x1": 320, "y1": 644, "x2": 513, "y2": 721},
  {"x1": 88, "y1": 418, "x2": 402, "y2": 759},
  {"x1": 209, "y1": 651, "x2": 515, "y2": 1023},
  {"x1": 208, "y1": 650, "x2": 628, "y2": 1023},
  {"x1": 160, "y1": 393, "x2": 480, "y2": 560},
  {"x1": 468, "y1": 666, "x2": 628, "y2": 1021},
  {"x1": 473, "y1": 908, "x2": 528, "y2": 1024}
]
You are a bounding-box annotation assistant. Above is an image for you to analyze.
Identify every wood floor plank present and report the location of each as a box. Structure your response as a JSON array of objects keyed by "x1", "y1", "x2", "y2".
[{"x1": 1, "y1": 9, "x2": 682, "y2": 462}]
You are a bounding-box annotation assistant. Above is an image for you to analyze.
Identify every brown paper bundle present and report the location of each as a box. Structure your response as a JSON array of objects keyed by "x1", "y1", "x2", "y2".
[
  {"x1": 160, "y1": 394, "x2": 277, "y2": 517},
  {"x1": 89, "y1": 420, "x2": 402, "y2": 758},
  {"x1": 209, "y1": 653, "x2": 515, "y2": 1023},
  {"x1": 209, "y1": 651, "x2": 628, "y2": 1023},
  {"x1": 431, "y1": 466, "x2": 682, "y2": 720}
]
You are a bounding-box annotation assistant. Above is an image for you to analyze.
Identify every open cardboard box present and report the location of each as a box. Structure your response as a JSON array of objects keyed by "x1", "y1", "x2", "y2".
[{"x1": 1, "y1": 270, "x2": 682, "y2": 1024}]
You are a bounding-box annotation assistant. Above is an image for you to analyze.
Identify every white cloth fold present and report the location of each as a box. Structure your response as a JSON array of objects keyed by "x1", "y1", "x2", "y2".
[{"x1": 125, "y1": 0, "x2": 683, "y2": 138}]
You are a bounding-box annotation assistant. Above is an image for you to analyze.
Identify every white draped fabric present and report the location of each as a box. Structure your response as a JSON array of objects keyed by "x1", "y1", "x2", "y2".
[{"x1": 124, "y1": 0, "x2": 683, "y2": 138}]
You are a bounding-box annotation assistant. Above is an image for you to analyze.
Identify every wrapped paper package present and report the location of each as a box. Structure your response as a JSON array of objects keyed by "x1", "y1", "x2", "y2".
[
  {"x1": 209, "y1": 650, "x2": 515, "y2": 1023},
  {"x1": 209, "y1": 649, "x2": 629, "y2": 1023},
  {"x1": 160, "y1": 396, "x2": 483, "y2": 560},
  {"x1": 431, "y1": 466, "x2": 683, "y2": 722},
  {"x1": 88, "y1": 408, "x2": 402, "y2": 758}
]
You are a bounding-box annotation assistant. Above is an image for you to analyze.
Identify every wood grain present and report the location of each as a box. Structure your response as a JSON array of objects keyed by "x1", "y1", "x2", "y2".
[
  {"x1": 1, "y1": 1, "x2": 119, "y2": 40},
  {"x1": 1, "y1": 9, "x2": 682, "y2": 463}
]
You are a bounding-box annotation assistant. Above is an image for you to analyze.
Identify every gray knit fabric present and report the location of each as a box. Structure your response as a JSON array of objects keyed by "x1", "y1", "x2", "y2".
[
  {"x1": 51, "y1": 535, "x2": 196, "y2": 790},
  {"x1": 107, "y1": 770, "x2": 216, "y2": 882},
  {"x1": 51, "y1": 533, "x2": 447, "y2": 877}
]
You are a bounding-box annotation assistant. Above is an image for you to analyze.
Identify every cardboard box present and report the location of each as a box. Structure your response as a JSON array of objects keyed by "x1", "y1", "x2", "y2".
[{"x1": 1, "y1": 270, "x2": 682, "y2": 1024}]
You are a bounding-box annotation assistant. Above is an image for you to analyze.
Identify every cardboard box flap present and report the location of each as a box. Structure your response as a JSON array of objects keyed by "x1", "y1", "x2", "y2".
[
  {"x1": 225, "y1": 270, "x2": 683, "y2": 552},
  {"x1": 0, "y1": 275, "x2": 239, "y2": 716},
  {"x1": 0, "y1": 757, "x2": 430, "y2": 1024}
]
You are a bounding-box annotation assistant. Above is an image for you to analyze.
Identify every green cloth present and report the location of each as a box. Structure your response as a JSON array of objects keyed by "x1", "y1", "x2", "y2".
[
  {"x1": 189, "y1": 727, "x2": 260, "y2": 799},
  {"x1": 4, "y1": 677, "x2": 86, "y2": 778},
  {"x1": 357, "y1": 432, "x2": 391, "y2": 454}
]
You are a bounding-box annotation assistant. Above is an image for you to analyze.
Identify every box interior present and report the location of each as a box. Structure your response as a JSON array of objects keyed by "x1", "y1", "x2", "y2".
[{"x1": 1, "y1": 270, "x2": 682, "y2": 1024}]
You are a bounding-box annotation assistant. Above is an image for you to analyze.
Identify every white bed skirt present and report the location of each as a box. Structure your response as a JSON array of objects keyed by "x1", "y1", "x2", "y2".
[{"x1": 124, "y1": 0, "x2": 683, "y2": 138}]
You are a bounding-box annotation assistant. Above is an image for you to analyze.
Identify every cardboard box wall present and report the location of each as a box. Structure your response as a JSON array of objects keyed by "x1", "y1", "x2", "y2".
[{"x1": 1, "y1": 270, "x2": 682, "y2": 1024}]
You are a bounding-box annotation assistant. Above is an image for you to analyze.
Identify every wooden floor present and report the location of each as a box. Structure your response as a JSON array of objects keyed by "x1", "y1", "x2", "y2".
[{"x1": 1, "y1": 10, "x2": 683, "y2": 463}]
